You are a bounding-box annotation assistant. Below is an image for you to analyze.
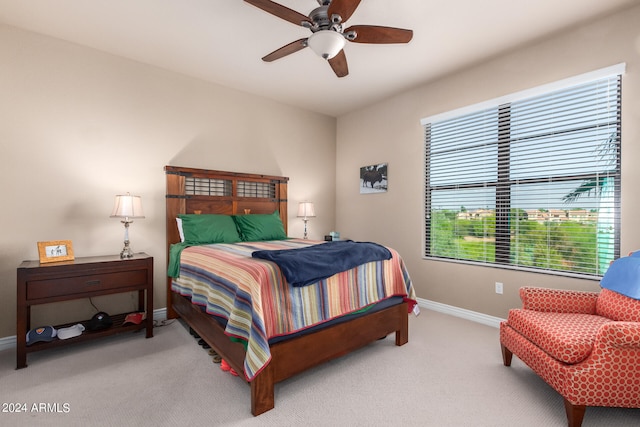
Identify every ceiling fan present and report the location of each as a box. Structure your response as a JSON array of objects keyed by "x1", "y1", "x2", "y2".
[{"x1": 244, "y1": 0, "x2": 413, "y2": 78}]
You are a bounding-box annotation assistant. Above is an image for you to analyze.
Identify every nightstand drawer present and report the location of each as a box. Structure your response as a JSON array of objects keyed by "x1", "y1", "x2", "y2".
[{"x1": 26, "y1": 269, "x2": 147, "y2": 300}]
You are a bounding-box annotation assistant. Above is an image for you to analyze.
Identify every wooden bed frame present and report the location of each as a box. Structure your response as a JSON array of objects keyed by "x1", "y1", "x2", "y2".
[{"x1": 165, "y1": 165, "x2": 409, "y2": 415}]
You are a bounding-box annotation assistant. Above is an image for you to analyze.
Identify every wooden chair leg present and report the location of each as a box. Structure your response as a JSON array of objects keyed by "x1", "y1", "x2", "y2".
[
  {"x1": 563, "y1": 399, "x2": 586, "y2": 427},
  {"x1": 501, "y1": 343, "x2": 513, "y2": 366}
]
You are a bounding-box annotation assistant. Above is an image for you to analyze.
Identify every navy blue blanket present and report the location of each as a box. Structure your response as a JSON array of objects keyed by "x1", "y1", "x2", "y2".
[{"x1": 251, "y1": 240, "x2": 392, "y2": 287}]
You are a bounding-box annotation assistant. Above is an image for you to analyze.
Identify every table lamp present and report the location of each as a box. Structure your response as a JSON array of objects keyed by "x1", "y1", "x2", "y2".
[
  {"x1": 297, "y1": 202, "x2": 316, "y2": 239},
  {"x1": 110, "y1": 193, "x2": 145, "y2": 258}
]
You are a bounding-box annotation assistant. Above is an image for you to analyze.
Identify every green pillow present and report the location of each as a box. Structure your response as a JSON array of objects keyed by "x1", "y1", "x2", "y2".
[
  {"x1": 178, "y1": 214, "x2": 241, "y2": 244},
  {"x1": 233, "y1": 211, "x2": 287, "y2": 241}
]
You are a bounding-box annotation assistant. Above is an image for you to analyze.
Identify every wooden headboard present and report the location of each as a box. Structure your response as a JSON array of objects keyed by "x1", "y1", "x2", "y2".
[{"x1": 164, "y1": 165, "x2": 289, "y2": 317}]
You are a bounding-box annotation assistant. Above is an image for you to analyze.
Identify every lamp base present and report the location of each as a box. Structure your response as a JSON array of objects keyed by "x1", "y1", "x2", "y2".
[
  {"x1": 119, "y1": 240, "x2": 134, "y2": 259},
  {"x1": 118, "y1": 220, "x2": 135, "y2": 258}
]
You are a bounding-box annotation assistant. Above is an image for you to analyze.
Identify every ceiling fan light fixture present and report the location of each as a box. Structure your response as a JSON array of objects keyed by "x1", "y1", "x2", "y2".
[{"x1": 307, "y1": 30, "x2": 345, "y2": 60}]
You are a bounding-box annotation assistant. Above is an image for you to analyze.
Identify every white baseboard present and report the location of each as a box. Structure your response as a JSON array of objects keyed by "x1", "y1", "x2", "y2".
[
  {"x1": 1, "y1": 303, "x2": 501, "y2": 352},
  {"x1": 416, "y1": 297, "x2": 504, "y2": 328},
  {"x1": 0, "y1": 335, "x2": 14, "y2": 353},
  {"x1": 0, "y1": 308, "x2": 168, "y2": 353}
]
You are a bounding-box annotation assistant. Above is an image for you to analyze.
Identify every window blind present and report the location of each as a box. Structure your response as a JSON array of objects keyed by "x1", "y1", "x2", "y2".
[{"x1": 424, "y1": 72, "x2": 621, "y2": 277}]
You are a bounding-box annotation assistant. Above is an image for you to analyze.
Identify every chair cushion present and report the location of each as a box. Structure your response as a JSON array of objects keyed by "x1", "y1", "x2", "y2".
[
  {"x1": 507, "y1": 309, "x2": 611, "y2": 364},
  {"x1": 596, "y1": 288, "x2": 640, "y2": 322}
]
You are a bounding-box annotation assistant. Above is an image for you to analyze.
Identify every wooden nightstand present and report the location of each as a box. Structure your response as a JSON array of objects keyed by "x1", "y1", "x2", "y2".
[{"x1": 16, "y1": 253, "x2": 153, "y2": 369}]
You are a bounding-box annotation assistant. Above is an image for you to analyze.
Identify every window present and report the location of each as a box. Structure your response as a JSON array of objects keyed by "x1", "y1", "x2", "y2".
[{"x1": 422, "y1": 65, "x2": 623, "y2": 277}]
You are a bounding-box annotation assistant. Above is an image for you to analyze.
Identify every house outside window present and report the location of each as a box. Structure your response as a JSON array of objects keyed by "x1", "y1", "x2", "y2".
[{"x1": 422, "y1": 65, "x2": 624, "y2": 278}]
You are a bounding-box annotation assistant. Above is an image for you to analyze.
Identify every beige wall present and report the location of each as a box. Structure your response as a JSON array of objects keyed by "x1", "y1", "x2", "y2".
[
  {"x1": 0, "y1": 24, "x2": 336, "y2": 338},
  {"x1": 3, "y1": 5, "x2": 640, "y2": 341},
  {"x1": 336, "y1": 5, "x2": 640, "y2": 318}
]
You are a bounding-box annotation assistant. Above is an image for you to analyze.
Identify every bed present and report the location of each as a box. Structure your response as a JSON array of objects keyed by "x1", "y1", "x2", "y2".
[{"x1": 165, "y1": 165, "x2": 416, "y2": 415}]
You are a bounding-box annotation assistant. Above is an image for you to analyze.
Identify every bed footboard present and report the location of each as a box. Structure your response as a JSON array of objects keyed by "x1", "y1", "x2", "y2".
[{"x1": 173, "y1": 292, "x2": 408, "y2": 416}]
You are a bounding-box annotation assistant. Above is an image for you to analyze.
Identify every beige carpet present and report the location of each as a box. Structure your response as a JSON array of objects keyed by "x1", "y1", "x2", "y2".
[{"x1": 1, "y1": 310, "x2": 638, "y2": 426}]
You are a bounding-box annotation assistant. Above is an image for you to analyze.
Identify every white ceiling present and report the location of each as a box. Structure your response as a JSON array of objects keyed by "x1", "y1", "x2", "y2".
[{"x1": 1, "y1": 0, "x2": 637, "y2": 117}]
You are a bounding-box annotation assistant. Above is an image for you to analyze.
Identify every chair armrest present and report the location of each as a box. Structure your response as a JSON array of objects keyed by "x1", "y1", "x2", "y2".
[
  {"x1": 565, "y1": 322, "x2": 640, "y2": 394},
  {"x1": 519, "y1": 286, "x2": 599, "y2": 314},
  {"x1": 596, "y1": 322, "x2": 640, "y2": 349}
]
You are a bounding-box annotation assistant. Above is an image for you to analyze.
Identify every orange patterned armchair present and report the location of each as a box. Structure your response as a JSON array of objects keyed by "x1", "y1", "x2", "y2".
[{"x1": 500, "y1": 268, "x2": 640, "y2": 426}]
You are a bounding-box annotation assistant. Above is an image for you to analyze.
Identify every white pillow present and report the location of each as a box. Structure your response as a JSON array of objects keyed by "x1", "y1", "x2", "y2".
[{"x1": 176, "y1": 218, "x2": 185, "y2": 242}]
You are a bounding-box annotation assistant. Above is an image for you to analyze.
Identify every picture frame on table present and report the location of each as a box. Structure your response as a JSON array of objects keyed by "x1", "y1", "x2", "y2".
[{"x1": 37, "y1": 240, "x2": 75, "y2": 264}]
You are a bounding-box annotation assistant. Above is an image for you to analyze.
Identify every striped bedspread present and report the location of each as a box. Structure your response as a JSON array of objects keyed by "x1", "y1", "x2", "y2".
[{"x1": 171, "y1": 238, "x2": 416, "y2": 381}]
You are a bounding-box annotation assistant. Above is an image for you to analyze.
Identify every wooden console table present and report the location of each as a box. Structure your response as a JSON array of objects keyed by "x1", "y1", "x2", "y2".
[{"x1": 16, "y1": 253, "x2": 153, "y2": 369}]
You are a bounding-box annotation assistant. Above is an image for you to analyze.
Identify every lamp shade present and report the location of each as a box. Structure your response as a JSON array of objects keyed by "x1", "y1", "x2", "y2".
[
  {"x1": 297, "y1": 202, "x2": 316, "y2": 218},
  {"x1": 110, "y1": 194, "x2": 145, "y2": 219},
  {"x1": 307, "y1": 30, "x2": 345, "y2": 60}
]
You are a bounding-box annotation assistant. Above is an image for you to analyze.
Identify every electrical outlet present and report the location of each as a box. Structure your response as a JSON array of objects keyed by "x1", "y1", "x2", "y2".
[{"x1": 495, "y1": 282, "x2": 504, "y2": 294}]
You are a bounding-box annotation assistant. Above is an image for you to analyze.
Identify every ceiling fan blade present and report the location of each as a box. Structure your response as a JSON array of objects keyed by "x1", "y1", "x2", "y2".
[
  {"x1": 244, "y1": 0, "x2": 311, "y2": 26},
  {"x1": 327, "y1": 0, "x2": 362, "y2": 23},
  {"x1": 345, "y1": 25, "x2": 413, "y2": 44},
  {"x1": 262, "y1": 38, "x2": 308, "y2": 62},
  {"x1": 328, "y1": 49, "x2": 349, "y2": 78}
]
